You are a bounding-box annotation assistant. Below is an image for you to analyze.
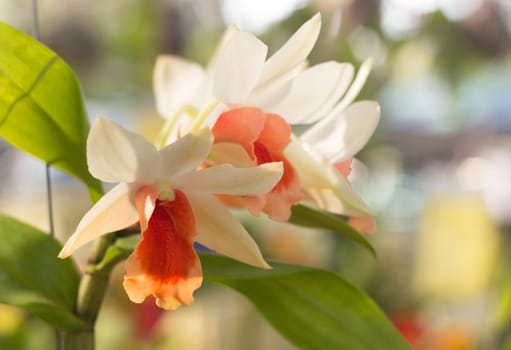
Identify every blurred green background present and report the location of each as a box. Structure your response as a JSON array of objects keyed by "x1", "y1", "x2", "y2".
[{"x1": 1, "y1": 0, "x2": 511, "y2": 349}]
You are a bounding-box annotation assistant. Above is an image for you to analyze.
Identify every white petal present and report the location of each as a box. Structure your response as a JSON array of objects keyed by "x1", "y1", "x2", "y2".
[
  {"x1": 212, "y1": 31, "x2": 268, "y2": 105},
  {"x1": 87, "y1": 118, "x2": 160, "y2": 184},
  {"x1": 301, "y1": 101, "x2": 380, "y2": 161},
  {"x1": 331, "y1": 57, "x2": 373, "y2": 114},
  {"x1": 304, "y1": 184, "x2": 371, "y2": 217},
  {"x1": 173, "y1": 162, "x2": 283, "y2": 195},
  {"x1": 159, "y1": 128, "x2": 213, "y2": 179},
  {"x1": 285, "y1": 139, "x2": 334, "y2": 188},
  {"x1": 286, "y1": 139, "x2": 371, "y2": 216},
  {"x1": 247, "y1": 61, "x2": 307, "y2": 111},
  {"x1": 206, "y1": 24, "x2": 240, "y2": 72},
  {"x1": 58, "y1": 183, "x2": 138, "y2": 258},
  {"x1": 257, "y1": 13, "x2": 321, "y2": 88},
  {"x1": 272, "y1": 62, "x2": 354, "y2": 124},
  {"x1": 330, "y1": 172, "x2": 372, "y2": 216},
  {"x1": 153, "y1": 55, "x2": 206, "y2": 119},
  {"x1": 186, "y1": 192, "x2": 270, "y2": 268}
]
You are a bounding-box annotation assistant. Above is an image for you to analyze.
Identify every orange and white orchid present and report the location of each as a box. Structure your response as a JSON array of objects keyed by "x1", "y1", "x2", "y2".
[
  {"x1": 58, "y1": 117, "x2": 283, "y2": 309},
  {"x1": 152, "y1": 13, "x2": 379, "y2": 231},
  {"x1": 153, "y1": 13, "x2": 322, "y2": 141},
  {"x1": 211, "y1": 107, "x2": 302, "y2": 221},
  {"x1": 285, "y1": 98, "x2": 380, "y2": 232}
]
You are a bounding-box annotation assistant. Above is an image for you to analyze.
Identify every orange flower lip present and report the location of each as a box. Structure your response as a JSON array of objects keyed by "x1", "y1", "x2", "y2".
[
  {"x1": 212, "y1": 107, "x2": 302, "y2": 221},
  {"x1": 124, "y1": 191, "x2": 203, "y2": 309}
]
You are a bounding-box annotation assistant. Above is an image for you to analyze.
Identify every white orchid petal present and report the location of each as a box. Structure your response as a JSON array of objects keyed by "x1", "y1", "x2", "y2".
[
  {"x1": 304, "y1": 184, "x2": 371, "y2": 217},
  {"x1": 246, "y1": 76, "x2": 292, "y2": 112},
  {"x1": 331, "y1": 173, "x2": 372, "y2": 215},
  {"x1": 213, "y1": 31, "x2": 268, "y2": 105},
  {"x1": 302, "y1": 63, "x2": 355, "y2": 123},
  {"x1": 257, "y1": 13, "x2": 321, "y2": 87},
  {"x1": 87, "y1": 118, "x2": 160, "y2": 184},
  {"x1": 160, "y1": 128, "x2": 213, "y2": 179},
  {"x1": 247, "y1": 61, "x2": 305, "y2": 110},
  {"x1": 186, "y1": 192, "x2": 270, "y2": 268},
  {"x1": 58, "y1": 183, "x2": 138, "y2": 258},
  {"x1": 301, "y1": 101, "x2": 380, "y2": 161},
  {"x1": 285, "y1": 139, "x2": 334, "y2": 188},
  {"x1": 206, "y1": 24, "x2": 240, "y2": 73},
  {"x1": 330, "y1": 101, "x2": 380, "y2": 162},
  {"x1": 272, "y1": 62, "x2": 354, "y2": 124},
  {"x1": 286, "y1": 140, "x2": 372, "y2": 216},
  {"x1": 153, "y1": 55, "x2": 206, "y2": 119},
  {"x1": 332, "y1": 58, "x2": 373, "y2": 114},
  {"x1": 173, "y1": 162, "x2": 283, "y2": 195}
]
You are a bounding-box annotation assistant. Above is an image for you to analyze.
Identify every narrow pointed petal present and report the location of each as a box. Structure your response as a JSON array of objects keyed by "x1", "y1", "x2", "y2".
[
  {"x1": 285, "y1": 139, "x2": 334, "y2": 188},
  {"x1": 87, "y1": 118, "x2": 160, "y2": 184},
  {"x1": 247, "y1": 62, "x2": 306, "y2": 110},
  {"x1": 304, "y1": 185, "x2": 371, "y2": 217},
  {"x1": 331, "y1": 171, "x2": 372, "y2": 216},
  {"x1": 159, "y1": 128, "x2": 213, "y2": 179},
  {"x1": 206, "y1": 24, "x2": 240, "y2": 72},
  {"x1": 331, "y1": 58, "x2": 373, "y2": 114},
  {"x1": 257, "y1": 13, "x2": 321, "y2": 88},
  {"x1": 173, "y1": 162, "x2": 283, "y2": 195},
  {"x1": 301, "y1": 101, "x2": 380, "y2": 162},
  {"x1": 58, "y1": 183, "x2": 138, "y2": 258},
  {"x1": 124, "y1": 193, "x2": 202, "y2": 310},
  {"x1": 153, "y1": 55, "x2": 206, "y2": 119},
  {"x1": 286, "y1": 139, "x2": 370, "y2": 216},
  {"x1": 186, "y1": 192, "x2": 270, "y2": 269},
  {"x1": 272, "y1": 62, "x2": 354, "y2": 124},
  {"x1": 213, "y1": 31, "x2": 268, "y2": 105}
]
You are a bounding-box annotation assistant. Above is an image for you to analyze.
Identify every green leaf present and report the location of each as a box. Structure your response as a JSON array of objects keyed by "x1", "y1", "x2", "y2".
[
  {"x1": 201, "y1": 253, "x2": 409, "y2": 350},
  {"x1": 0, "y1": 23, "x2": 102, "y2": 201},
  {"x1": 0, "y1": 215, "x2": 88, "y2": 331},
  {"x1": 289, "y1": 204, "x2": 376, "y2": 256}
]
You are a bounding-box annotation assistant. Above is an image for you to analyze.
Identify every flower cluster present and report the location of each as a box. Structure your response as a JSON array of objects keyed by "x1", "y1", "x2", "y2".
[{"x1": 59, "y1": 13, "x2": 379, "y2": 310}]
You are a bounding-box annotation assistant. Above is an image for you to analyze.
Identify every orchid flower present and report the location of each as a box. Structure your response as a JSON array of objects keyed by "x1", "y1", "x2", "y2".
[
  {"x1": 58, "y1": 117, "x2": 283, "y2": 310},
  {"x1": 285, "y1": 98, "x2": 380, "y2": 232},
  {"x1": 153, "y1": 13, "x2": 379, "y2": 230},
  {"x1": 210, "y1": 107, "x2": 302, "y2": 221},
  {"x1": 154, "y1": 13, "x2": 322, "y2": 139}
]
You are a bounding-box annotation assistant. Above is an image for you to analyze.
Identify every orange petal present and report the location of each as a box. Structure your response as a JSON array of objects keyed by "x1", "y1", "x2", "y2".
[
  {"x1": 123, "y1": 190, "x2": 202, "y2": 310},
  {"x1": 212, "y1": 108, "x2": 302, "y2": 221},
  {"x1": 246, "y1": 158, "x2": 302, "y2": 221},
  {"x1": 335, "y1": 158, "x2": 353, "y2": 179},
  {"x1": 256, "y1": 113, "x2": 291, "y2": 154},
  {"x1": 212, "y1": 107, "x2": 266, "y2": 157},
  {"x1": 348, "y1": 216, "x2": 375, "y2": 234}
]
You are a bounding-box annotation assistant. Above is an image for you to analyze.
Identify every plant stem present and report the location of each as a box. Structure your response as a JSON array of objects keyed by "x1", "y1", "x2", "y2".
[{"x1": 61, "y1": 233, "x2": 117, "y2": 350}]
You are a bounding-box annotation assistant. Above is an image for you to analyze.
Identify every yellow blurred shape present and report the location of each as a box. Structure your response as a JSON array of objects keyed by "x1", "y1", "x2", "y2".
[
  {"x1": 413, "y1": 195, "x2": 500, "y2": 300},
  {"x1": 0, "y1": 305, "x2": 24, "y2": 335}
]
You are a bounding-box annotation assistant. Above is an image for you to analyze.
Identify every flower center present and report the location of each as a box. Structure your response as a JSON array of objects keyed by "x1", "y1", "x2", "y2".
[
  {"x1": 155, "y1": 180, "x2": 174, "y2": 201},
  {"x1": 254, "y1": 141, "x2": 273, "y2": 164}
]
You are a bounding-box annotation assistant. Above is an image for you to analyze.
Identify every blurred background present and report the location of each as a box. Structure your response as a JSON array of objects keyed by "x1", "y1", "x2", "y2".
[{"x1": 1, "y1": 0, "x2": 511, "y2": 349}]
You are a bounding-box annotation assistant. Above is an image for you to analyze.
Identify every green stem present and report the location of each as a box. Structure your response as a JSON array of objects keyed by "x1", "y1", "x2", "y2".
[{"x1": 61, "y1": 233, "x2": 117, "y2": 350}]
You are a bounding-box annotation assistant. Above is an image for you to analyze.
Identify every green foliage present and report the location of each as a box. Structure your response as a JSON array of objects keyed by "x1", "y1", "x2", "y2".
[
  {"x1": 202, "y1": 253, "x2": 410, "y2": 350},
  {"x1": 289, "y1": 204, "x2": 376, "y2": 256},
  {"x1": 0, "y1": 23, "x2": 102, "y2": 201},
  {"x1": 0, "y1": 215, "x2": 88, "y2": 331}
]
